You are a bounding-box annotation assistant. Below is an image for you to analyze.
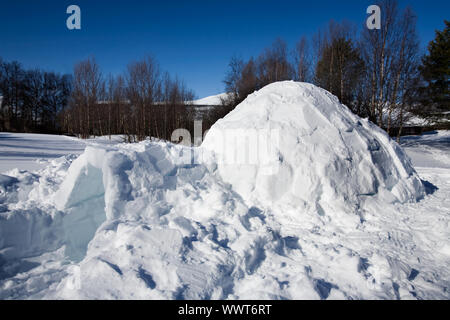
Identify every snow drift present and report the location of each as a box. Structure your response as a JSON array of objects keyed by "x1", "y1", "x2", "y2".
[{"x1": 2, "y1": 81, "x2": 441, "y2": 300}]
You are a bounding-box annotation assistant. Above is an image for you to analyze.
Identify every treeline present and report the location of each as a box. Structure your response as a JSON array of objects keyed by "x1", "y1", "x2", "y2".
[
  {"x1": 223, "y1": 0, "x2": 449, "y2": 139},
  {"x1": 0, "y1": 59, "x2": 71, "y2": 133},
  {"x1": 62, "y1": 57, "x2": 195, "y2": 142},
  {"x1": 1, "y1": 0, "x2": 448, "y2": 142},
  {"x1": 0, "y1": 55, "x2": 197, "y2": 141}
]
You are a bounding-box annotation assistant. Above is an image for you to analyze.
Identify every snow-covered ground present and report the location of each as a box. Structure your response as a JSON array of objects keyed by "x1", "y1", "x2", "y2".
[
  {"x1": 0, "y1": 82, "x2": 449, "y2": 300},
  {"x1": 0, "y1": 133, "x2": 85, "y2": 173},
  {"x1": 400, "y1": 131, "x2": 450, "y2": 169},
  {"x1": 0, "y1": 133, "x2": 124, "y2": 173}
]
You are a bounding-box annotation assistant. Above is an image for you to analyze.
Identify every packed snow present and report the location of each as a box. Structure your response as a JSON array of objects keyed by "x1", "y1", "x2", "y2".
[{"x1": 0, "y1": 81, "x2": 449, "y2": 300}]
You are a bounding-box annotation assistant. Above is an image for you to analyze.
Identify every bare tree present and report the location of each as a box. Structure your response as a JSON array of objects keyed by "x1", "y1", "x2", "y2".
[
  {"x1": 360, "y1": 0, "x2": 400, "y2": 125},
  {"x1": 0, "y1": 59, "x2": 70, "y2": 133},
  {"x1": 360, "y1": 0, "x2": 420, "y2": 133},
  {"x1": 223, "y1": 56, "x2": 244, "y2": 105},
  {"x1": 293, "y1": 36, "x2": 311, "y2": 82},
  {"x1": 222, "y1": 38, "x2": 295, "y2": 109},
  {"x1": 71, "y1": 57, "x2": 103, "y2": 138},
  {"x1": 22, "y1": 69, "x2": 43, "y2": 130},
  {"x1": 257, "y1": 38, "x2": 293, "y2": 86},
  {"x1": 392, "y1": 8, "x2": 420, "y2": 139},
  {"x1": 126, "y1": 56, "x2": 161, "y2": 141},
  {"x1": 63, "y1": 55, "x2": 195, "y2": 142}
]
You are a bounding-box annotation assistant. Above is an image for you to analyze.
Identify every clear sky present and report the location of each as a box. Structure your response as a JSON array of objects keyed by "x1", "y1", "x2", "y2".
[{"x1": 0, "y1": 0, "x2": 448, "y2": 98}]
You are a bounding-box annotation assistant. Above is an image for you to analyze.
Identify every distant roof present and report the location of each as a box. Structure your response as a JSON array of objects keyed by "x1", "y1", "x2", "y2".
[{"x1": 191, "y1": 93, "x2": 229, "y2": 106}]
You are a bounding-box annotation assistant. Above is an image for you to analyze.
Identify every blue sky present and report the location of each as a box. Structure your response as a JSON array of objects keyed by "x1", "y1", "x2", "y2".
[{"x1": 0, "y1": 0, "x2": 448, "y2": 98}]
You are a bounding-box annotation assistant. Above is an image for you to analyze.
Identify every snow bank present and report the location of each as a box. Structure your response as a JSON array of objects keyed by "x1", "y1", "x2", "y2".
[{"x1": 2, "y1": 82, "x2": 440, "y2": 300}]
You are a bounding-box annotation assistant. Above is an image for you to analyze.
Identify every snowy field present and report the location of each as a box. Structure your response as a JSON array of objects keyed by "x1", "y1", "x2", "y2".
[
  {"x1": 0, "y1": 82, "x2": 449, "y2": 300},
  {"x1": 0, "y1": 133, "x2": 86, "y2": 173},
  {"x1": 0, "y1": 133, "x2": 124, "y2": 173}
]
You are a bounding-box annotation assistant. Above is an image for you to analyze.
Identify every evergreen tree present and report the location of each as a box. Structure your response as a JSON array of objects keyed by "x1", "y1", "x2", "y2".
[{"x1": 420, "y1": 20, "x2": 450, "y2": 113}]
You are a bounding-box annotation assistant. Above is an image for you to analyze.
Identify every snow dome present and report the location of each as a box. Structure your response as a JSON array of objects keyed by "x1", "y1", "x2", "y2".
[{"x1": 203, "y1": 81, "x2": 425, "y2": 209}]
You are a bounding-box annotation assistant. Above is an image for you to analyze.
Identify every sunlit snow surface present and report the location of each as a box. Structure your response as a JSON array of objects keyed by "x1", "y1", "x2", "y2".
[
  {"x1": 0, "y1": 133, "x2": 123, "y2": 173},
  {"x1": 0, "y1": 82, "x2": 449, "y2": 300}
]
